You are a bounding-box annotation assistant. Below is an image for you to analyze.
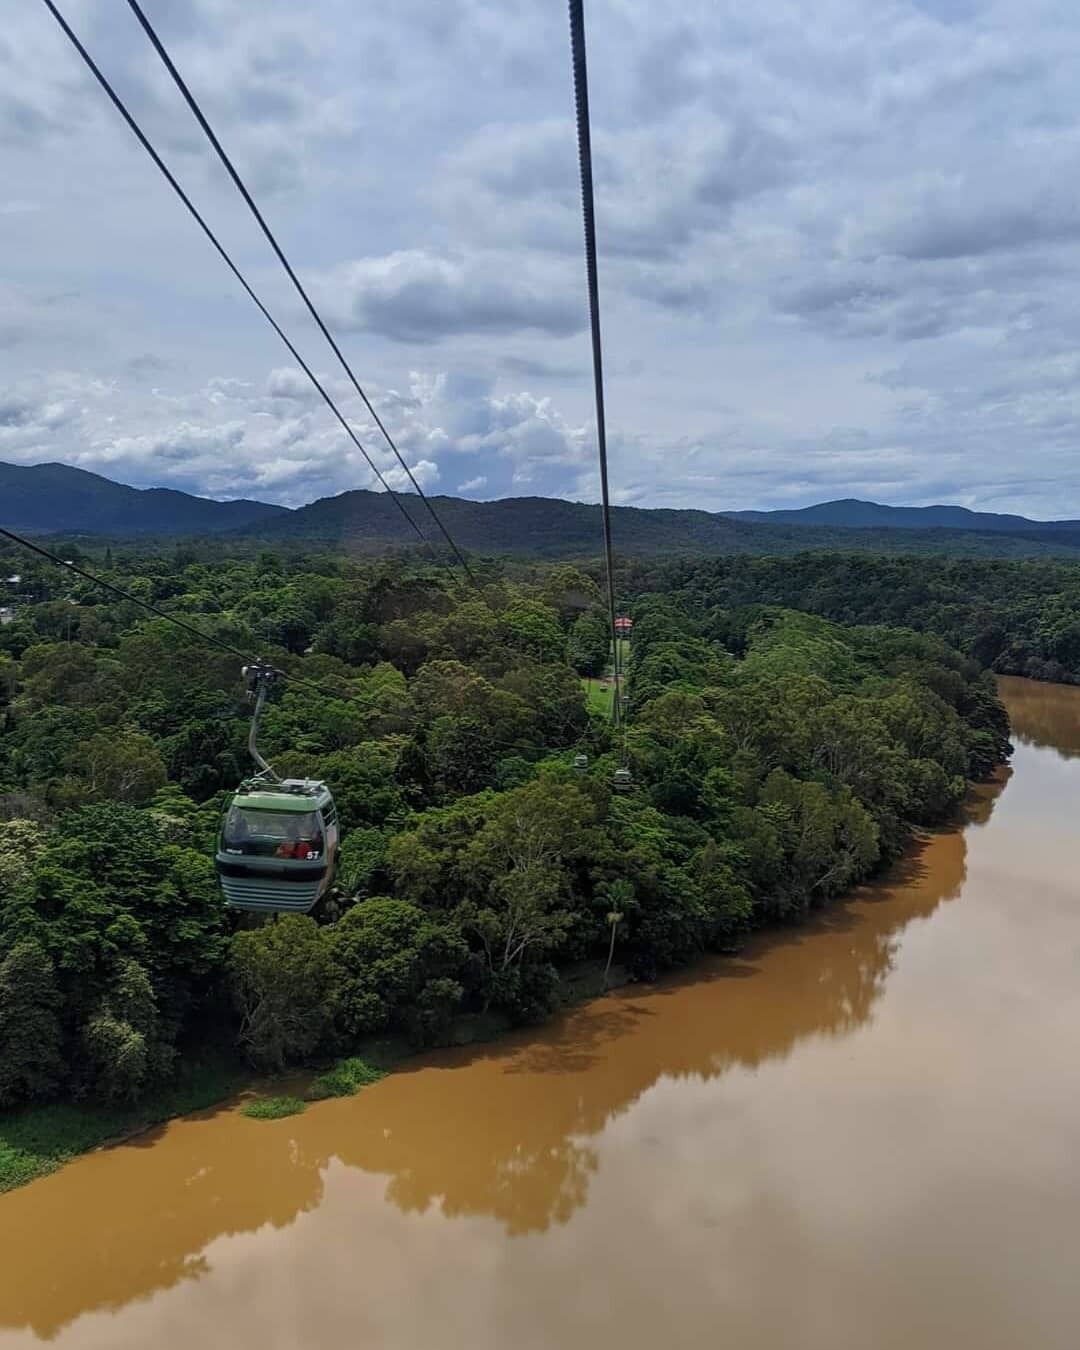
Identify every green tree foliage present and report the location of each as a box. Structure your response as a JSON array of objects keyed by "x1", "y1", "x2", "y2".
[
  {"x1": 0, "y1": 542, "x2": 1017, "y2": 1107},
  {"x1": 0, "y1": 820, "x2": 46, "y2": 894},
  {"x1": 499, "y1": 664, "x2": 588, "y2": 746},
  {"x1": 229, "y1": 917, "x2": 333, "y2": 1071},
  {"x1": 567, "y1": 612, "x2": 610, "y2": 676},
  {"x1": 500, "y1": 598, "x2": 565, "y2": 661},
  {"x1": 465, "y1": 779, "x2": 595, "y2": 973},
  {"x1": 312, "y1": 742, "x2": 404, "y2": 830},
  {"x1": 540, "y1": 564, "x2": 602, "y2": 625},
  {"x1": 677, "y1": 552, "x2": 1080, "y2": 690},
  {"x1": 0, "y1": 806, "x2": 224, "y2": 1103},
  {"x1": 0, "y1": 941, "x2": 64, "y2": 1106},
  {"x1": 409, "y1": 660, "x2": 533, "y2": 744},
  {"x1": 327, "y1": 898, "x2": 467, "y2": 1045},
  {"x1": 82, "y1": 956, "x2": 168, "y2": 1102},
  {"x1": 77, "y1": 729, "x2": 168, "y2": 804},
  {"x1": 336, "y1": 826, "x2": 389, "y2": 898}
]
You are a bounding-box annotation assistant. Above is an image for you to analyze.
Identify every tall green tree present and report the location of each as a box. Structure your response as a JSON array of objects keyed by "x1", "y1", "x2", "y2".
[
  {"x1": 0, "y1": 940, "x2": 64, "y2": 1106},
  {"x1": 82, "y1": 956, "x2": 167, "y2": 1102},
  {"x1": 327, "y1": 898, "x2": 467, "y2": 1045},
  {"x1": 230, "y1": 917, "x2": 333, "y2": 1070}
]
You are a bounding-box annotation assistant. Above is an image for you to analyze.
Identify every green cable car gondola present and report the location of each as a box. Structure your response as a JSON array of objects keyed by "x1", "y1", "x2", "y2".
[
  {"x1": 216, "y1": 778, "x2": 339, "y2": 913},
  {"x1": 214, "y1": 663, "x2": 340, "y2": 914}
]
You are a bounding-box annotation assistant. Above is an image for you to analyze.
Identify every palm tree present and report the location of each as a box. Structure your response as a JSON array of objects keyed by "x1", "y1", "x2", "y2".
[
  {"x1": 600, "y1": 880, "x2": 633, "y2": 989},
  {"x1": 603, "y1": 909, "x2": 623, "y2": 989}
]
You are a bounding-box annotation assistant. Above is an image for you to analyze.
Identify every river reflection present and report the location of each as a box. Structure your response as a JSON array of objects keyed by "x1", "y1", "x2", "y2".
[
  {"x1": 4, "y1": 680, "x2": 1080, "y2": 1350},
  {"x1": 997, "y1": 673, "x2": 1080, "y2": 756}
]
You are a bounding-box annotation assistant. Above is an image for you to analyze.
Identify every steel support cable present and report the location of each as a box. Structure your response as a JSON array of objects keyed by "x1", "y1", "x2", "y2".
[
  {"x1": 0, "y1": 524, "x2": 335, "y2": 699},
  {"x1": 2, "y1": 526, "x2": 612, "y2": 768},
  {"x1": 567, "y1": 0, "x2": 623, "y2": 735},
  {"x1": 123, "y1": 0, "x2": 482, "y2": 593},
  {"x1": 37, "y1": 0, "x2": 435, "y2": 558},
  {"x1": 1, "y1": 524, "x2": 588, "y2": 765}
]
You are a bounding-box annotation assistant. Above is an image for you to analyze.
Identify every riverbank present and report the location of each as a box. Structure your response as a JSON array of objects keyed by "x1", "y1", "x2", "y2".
[
  {"x1": 0, "y1": 1058, "x2": 239, "y2": 1193},
  {"x1": 0, "y1": 959, "x2": 625, "y2": 1194},
  {"x1": 0, "y1": 782, "x2": 992, "y2": 1197},
  {"x1": 0, "y1": 769, "x2": 993, "y2": 1197}
]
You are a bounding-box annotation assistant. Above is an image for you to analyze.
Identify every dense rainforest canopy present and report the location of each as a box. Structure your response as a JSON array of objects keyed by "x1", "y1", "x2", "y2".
[
  {"x1": 649, "y1": 553, "x2": 1080, "y2": 686},
  {"x1": 0, "y1": 541, "x2": 1016, "y2": 1106}
]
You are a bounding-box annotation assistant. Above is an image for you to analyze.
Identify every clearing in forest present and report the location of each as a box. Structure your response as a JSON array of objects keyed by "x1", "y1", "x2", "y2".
[{"x1": 581, "y1": 638, "x2": 629, "y2": 718}]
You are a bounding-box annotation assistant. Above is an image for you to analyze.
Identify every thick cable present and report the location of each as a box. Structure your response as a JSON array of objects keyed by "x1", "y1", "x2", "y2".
[
  {"x1": 37, "y1": 0, "x2": 434, "y2": 554},
  {"x1": 2, "y1": 525, "x2": 609, "y2": 765},
  {"x1": 0, "y1": 524, "x2": 334, "y2": 699},
  {"x1": 568, "y1": 0, "x2": 622, "y2": 733},
  {"x1": 124, "y1": 0, "x2": 481, "y2": 591}
]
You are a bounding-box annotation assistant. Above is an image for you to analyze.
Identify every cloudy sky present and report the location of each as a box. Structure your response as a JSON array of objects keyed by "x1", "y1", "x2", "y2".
[{"x1": 3, "y1": 0, "x2": 1080, "y2": 516}]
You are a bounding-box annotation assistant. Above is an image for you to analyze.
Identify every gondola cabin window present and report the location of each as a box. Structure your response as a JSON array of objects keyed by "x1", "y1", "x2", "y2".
[{"x1": 223, "y1": 806, "x2": 323, "y2": 860}]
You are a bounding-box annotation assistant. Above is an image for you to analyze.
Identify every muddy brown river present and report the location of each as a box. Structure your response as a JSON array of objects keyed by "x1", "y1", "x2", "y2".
[{"x1": 2, "y1": 675, "x2": 1080, "y2": 1349}]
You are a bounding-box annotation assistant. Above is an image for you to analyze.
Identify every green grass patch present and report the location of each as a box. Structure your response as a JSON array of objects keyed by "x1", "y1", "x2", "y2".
[
  {"x1": 0, "y1": 1140, "x2": 60, "y2": 1191},
  {"x1": 240, "y1": 1095, "x2": 306, "y2": 1120},
  {"x1": 308, "y1": 1056, "x2": 386, "y2": 1100},
  {"x1": 0, "y1": 1057, "x2": 240, "y2": 1194},
  {"x1": 583, "y1": 676, "x2": 613, "y2": 717},
  {"x1": 582, "y1": 639, "x2": 630, "y2": 720}
]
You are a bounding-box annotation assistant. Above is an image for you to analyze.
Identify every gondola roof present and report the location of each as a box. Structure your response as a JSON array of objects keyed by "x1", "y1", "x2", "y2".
[{"x1": 232, "y1": 779, "x2": 329, "y2": 811}]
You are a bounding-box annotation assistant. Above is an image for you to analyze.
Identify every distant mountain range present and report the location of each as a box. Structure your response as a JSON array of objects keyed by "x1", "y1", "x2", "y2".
[
  {"x1": 0, "y1": 461, "x2": 287, "y2": 534},
  {"x1": 724, "y1": 497, "x2": 1080, "y2": 535},
  {"x1": 4, "y1": 459, "x2": 1080, "y2": 560},
  {"x1": 257, "y1": 487, "x2": 759, "y2": 555}
]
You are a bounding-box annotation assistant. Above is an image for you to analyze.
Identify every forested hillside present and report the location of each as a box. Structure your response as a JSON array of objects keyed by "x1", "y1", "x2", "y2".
[
  {"x1": 0, "y1": 541, "x2": 1010, "y2": 1122},
  {"x1": 0, "y1": 461, "x2": 287, "y2": 534},
  {"x1": 241, "y1": 490, "x2": 1080, "y2": 558},
  {"x1": 657, "y1": 554, "x2": 1080, "y2": 686}
]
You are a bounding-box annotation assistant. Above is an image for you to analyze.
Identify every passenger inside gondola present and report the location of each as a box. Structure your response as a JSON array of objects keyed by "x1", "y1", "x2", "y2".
[{"x1": 274, "y1": 818, "x2": 324, "y2": 860}]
